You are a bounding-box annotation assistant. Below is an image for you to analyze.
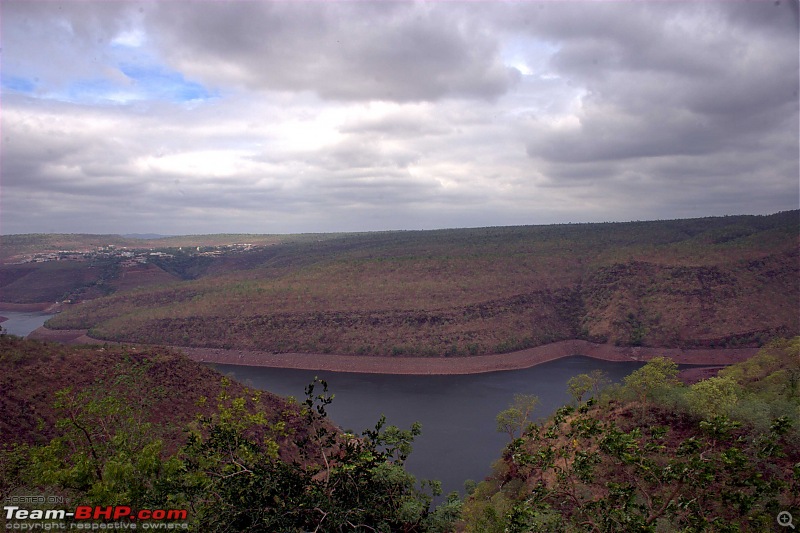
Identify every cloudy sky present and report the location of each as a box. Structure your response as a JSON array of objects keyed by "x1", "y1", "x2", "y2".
[{"x1": 2, "y1": 1, "x2": 798, "y2": 235}]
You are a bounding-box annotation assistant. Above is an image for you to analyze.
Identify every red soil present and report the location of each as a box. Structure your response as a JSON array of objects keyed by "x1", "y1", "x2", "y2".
[
  {"x1": 27, "y1": 326, "x2": 758, "y2": 376},
  {"x1": 0, "y1": 301, "x2": 56, "y2": 312}
]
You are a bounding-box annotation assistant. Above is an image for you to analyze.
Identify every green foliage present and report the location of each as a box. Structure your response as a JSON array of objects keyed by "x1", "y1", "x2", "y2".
[
  {"x1": 0, "y1": 443, "x2": 32, "y2": 501},
  {"x1": 687, "y1": 376, "x2": 740, "y2": 419},
  {"x1": 14, "y1": 375, "x2": 459, "y2": 532},
  {"x1": 716, "y1": 337, "x2": 800, "y2": 431},
  {"x1": 465, "y1": 340, "x2": 800, "y2": 532},
  {"x1": 496, "y1": 394, "x2": 540, "y2": 440},
  {"x1": 176, "y1": 376, "x2": 455, "y2": 531},
  {"x1": 468, "y1": 405, "x2": 799, "y2": 531},
  {"x1": 567, "y1": 374, "x2": 593, "y2": 404},
  {"x1": 623, "y1": 356, "x2": 680, "y2": 411},
  {"x1": 26, "y1": 385, "x2": 181, "y2": 508},
  {"x1": 567, "y1": 370, "x2": 611, "y2": 404},
  {"x1": 625, "y1": 311, "x2": 648, "y2": 346}
]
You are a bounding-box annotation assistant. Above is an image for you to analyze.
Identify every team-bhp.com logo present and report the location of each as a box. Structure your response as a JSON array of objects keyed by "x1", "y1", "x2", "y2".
[{"x1": 4, "y1": 505, "x2": 188, "y2": 530}]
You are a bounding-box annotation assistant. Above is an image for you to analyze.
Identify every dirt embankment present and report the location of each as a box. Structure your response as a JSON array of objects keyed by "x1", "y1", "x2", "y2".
[
  {"x1": 0, "y1": 301, "x2": 59, "y2": 312},
  {"x1": 178, "y1": 341, "x2": 756, "y2": 375},
  {"x1": 27, "y1": 326, "x2": 759, "y2": 376},
  {"x1": 27, "y1": 326, "x2": 94, "y2": 344}
]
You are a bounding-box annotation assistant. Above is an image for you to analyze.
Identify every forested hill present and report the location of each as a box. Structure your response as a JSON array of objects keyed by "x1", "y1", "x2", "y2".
[
  {"x1": 1, "y1": 330, "x2": 797, "y2": 531},
  {"x1": 0, "y1": 335, "x2": 459, "y2": 531},
  {"x1": 6, "y1": 210, "x2": 799, "y2": 354},
  {"x1": 462, "y1": 337, "x2": 800, "y2": 531},
  {"x1": 0, "y1": 335, "x2": 295, "y2": 453}
]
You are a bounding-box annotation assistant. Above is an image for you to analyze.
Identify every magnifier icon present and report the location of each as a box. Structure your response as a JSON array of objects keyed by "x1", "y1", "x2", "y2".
[{"x1": 779, "y1": 511, "x2": 795, "y2": 529}]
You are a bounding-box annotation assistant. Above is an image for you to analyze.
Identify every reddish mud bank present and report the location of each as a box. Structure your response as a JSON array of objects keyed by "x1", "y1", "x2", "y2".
[
  {"x1": 28, "y1": 326, "x2": 759, "y2": 375},
  {"x1": 179, "y1": 341, "x2": 757, "y2": 375},
  {"x1": 0, "y1": 302, "x2": 55, "y2": 312},
  {"x1": 27, "y1": 327, "x2": 96, "y2": 344},
  {"x1": 678, "y1": 366, "x2": 728, "y2": 384}
]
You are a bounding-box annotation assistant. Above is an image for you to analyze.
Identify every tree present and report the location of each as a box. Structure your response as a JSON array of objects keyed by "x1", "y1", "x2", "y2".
[
  {"x1": 567, "y1": 374, "x2": 593, "y2": 404},
  {"x1": 178, "y1": 377, "x2": 456, "y2": 531},
  {"x1": 569, "y1": 370, "x2": 612, "y2": 404},
  {"x1": 21, "y1": 376, "x2": 460, "y2": 532},
  {"x1": 623, "y1": 356, "x2": 680, "y2": 413},
  {"x1": 0, "y1": 443, "x2": 31, "y2": 502},
  {"x1": 29, "y1": 386, "x2": 180, "y2": 508},
  {"x1": 465, "y1": 340, "x2": 800, "y2": 532},
  {"x1": 466, "y1": 401, "x2": 798, "y2": 532},
  {"x1": 589, "y1": 369, "x2": 612, "y2": 397},
  {"x1": 496, "y1": 394, "x2": 540, "y2": 440},
  {"x1": 686, "y1": 376, "x2": 740, "y2": 419}
]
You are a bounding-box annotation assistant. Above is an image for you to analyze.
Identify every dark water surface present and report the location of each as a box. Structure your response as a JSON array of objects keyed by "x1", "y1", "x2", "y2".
[
  {"x1": 0, "y1": 311, "x2": 53, "y2": 337},
  {"x1": 213, "y1": 356, "x2": 646, "y2": 498},
  {"x1": 0, "y1": 311, "x2": 648, "y2": 498}
]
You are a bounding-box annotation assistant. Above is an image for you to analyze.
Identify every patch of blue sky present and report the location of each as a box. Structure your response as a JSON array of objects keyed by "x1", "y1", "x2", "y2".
[
  {"x1": 62, "y1": 77, "x2": 139, "y2": 104},
  {"x1": 502, "y1": 35, "x2": 560, "y2": 78},
  {"x1": 119, "y1": 63, "x2": 216, "y2": 103},
  {"x1": 4, "y1": 63, "x2": 215, "y2": 106},
  {"x1": 1, "y1": 68, "x2": 214, "y2": 106},
  {"x1": 1, "y1": 75, "x2": 37, "y2": 94}
]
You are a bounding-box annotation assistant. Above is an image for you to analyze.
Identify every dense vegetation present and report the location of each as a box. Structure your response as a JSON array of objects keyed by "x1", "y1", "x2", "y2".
[
  {"x1": 0, "y1": 335, "x2": 457, "y2": 531},
  {"x1": 462, "y1": 338, "x2": 800, "y2": 532},
  {"x1": 36, "y1": 211, "x2": 798, "y2": 355},
  {"x1": 2, "y1": 332, "x2": 798, "y2": 531}
]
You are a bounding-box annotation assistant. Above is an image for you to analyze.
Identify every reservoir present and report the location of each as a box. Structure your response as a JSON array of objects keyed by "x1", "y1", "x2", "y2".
[
  {"x1": 0, "y1": 310, "x2": 53, "y2": 337},
  {"x1": 213, "y1": 356, "x2": 646, "y2": 498},
  {"x1": 0, "y1": 310, "x2": 648, "y2": 499}
]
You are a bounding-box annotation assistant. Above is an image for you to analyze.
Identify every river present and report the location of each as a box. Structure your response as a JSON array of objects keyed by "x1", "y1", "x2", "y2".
[
  {"x1": 0, "y1": 310, "x2": 648, "y2": 500},
  {"x1": 0, "y1": 310, "x2": 53, "y2": 337},
  {"x1": 213, "y1": 356, "x2": 646, "y2": 499}
]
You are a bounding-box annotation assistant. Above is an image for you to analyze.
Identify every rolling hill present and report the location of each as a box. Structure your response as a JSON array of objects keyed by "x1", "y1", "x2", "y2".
[{"x1": 5, "y1": 211, "x2": 798, "y2": 356}]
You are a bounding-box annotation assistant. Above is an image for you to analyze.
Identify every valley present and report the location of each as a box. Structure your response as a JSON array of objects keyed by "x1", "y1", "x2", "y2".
[
  {"x1": 3, "y1": 212, "x2": 796, "y2": 360},
  {"x1": 1, "y1": 212, "x2": 798, "y2": 531}
]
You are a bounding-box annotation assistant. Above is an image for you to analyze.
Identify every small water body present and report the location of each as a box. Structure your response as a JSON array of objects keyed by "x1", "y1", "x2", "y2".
[
  {"x1": 213, "y1": 356, "x2": 646, "y2": 498},
  {"x1": 0, "y1": 310, "x2": 53, "y2": 337}
]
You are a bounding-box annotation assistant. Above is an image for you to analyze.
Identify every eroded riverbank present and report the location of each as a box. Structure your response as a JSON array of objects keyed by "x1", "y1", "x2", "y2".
[{"x1": 28, "y1": 325, "x2": 758, "y2": 375}]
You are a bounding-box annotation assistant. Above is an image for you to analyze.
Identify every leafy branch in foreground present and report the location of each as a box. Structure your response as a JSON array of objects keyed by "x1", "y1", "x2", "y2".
[
  {"x1": 27, "y1": 385, "x2": 181, "y2": 508},
  {"x1": 181, "y1": 377, "x2": 457, "y2": 532},
  {"x1": 16, "y1": 376, "x2": 460, "y2": 532}
]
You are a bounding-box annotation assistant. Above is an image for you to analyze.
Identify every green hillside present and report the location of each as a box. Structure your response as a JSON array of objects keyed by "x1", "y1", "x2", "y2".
[
  {"x1": 2, "y1": 330, "x2": 797, "y2": 531},
  {"x1": 37, "y1": 211, "x2": 798, "y2": 355},
  {"x1": 462, "y1": 338, "x2": 800, "y2": 532},
  {"x1": 0, "y1": 335, "x2": 456, "y2": 531}
]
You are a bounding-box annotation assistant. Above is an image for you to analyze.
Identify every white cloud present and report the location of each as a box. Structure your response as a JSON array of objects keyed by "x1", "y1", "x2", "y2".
[{"x1": 1, "y1": 1, "x2": 797, "y2": 235}]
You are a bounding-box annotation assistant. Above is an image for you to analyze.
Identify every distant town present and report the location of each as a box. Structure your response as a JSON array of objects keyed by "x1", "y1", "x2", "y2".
[{"x1": 12, "y1": 243, "x2": 261, "y2": 266}]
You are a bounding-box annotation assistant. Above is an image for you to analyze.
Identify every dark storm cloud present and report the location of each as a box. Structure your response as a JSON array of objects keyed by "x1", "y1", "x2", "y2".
[
  {"x1": 1, "y1": 2, "x2": 140, "y2": 91},
  {"x1": 147, "y1": 2, "x2": 519, "y2": 102},
  {"x1": 1, "y1": 1, "x2": 797, "y2": 235},
  {"x1": 2, "y1": 97, "x2": 145, "y2": 197},
  {"x1": 516, "y1": 1, "x2": 798, "y2": 203}
]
